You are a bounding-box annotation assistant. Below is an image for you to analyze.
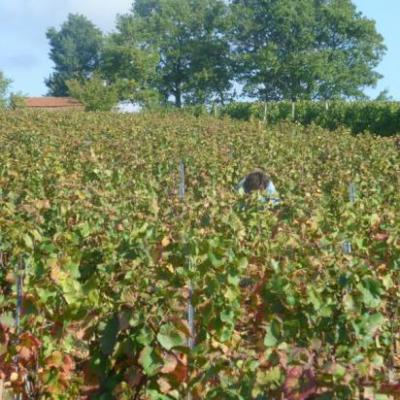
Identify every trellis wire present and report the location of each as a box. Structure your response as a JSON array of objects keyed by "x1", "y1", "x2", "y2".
[{"x1": 178, "y1": 161, "x2": 195, "y2": 399}]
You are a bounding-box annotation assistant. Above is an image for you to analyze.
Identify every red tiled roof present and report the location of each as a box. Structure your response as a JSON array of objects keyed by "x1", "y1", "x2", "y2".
[{"x1": 24, "y1": 97, "x2": 83, "y2": 108}]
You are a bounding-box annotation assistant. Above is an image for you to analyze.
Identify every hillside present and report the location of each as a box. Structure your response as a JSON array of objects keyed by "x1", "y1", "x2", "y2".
[{"x1": 0, "y1": 111, "x2": 399, "y2": 399}]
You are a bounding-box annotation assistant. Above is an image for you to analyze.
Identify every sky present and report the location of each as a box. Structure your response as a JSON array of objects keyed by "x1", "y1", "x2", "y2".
[{"x1": 0, "y1": 0, "x2": 399, "y2": 99}]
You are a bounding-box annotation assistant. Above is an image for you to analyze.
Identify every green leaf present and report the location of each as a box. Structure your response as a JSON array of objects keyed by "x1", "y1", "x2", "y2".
[
  {"x1": 157, "y1": 323, "x2": 186, "y2": 351},
  {"x1": 23, "y1": 233, "x2": 34, "y2": 249},
  {"x1": 332, "y1": 363, "x2": 346, "y2": 378},
  {"x1": 139, "y1": 346, "x2": 162, "y2": 377},
  {"x1": 256, "y1": 366, "x2": 282, "y2": 385},
  {"x1": 0, "y1": 312, "x2": 14, "y2": 328},
  {"x1": 264, "y1": 320, "x2": 281, "y2": 347},
  {"x1": 237, "y1": 257, "x2": 248, "y2": 270},
  {"x1": 358, "y1": 277, "x2": 382, "y2": 308},
  {"x1": 220, "y1": 309, "x2": 235, "y2": 324},
  {"x1": 208, "y1": 252, "x2": 224, "y2": 268},
  {"x1": 381, "y1": 275, "x2": 394, "y2": 290},
  {"x1": 147, "y1": 389, "x2": 175, "y2": 400},
  {"x1": 365, "y1": 312, "x2": 386, "y2": 334},
  {"x1": 79, "y1": 222, "x2": 91, "y2": 238},
  {"x1": 60, "y1": 278, "x2": 82, "y2": 305},
  {"x1": 308, "y1": 287, "x2": 321, "y2": 310}
]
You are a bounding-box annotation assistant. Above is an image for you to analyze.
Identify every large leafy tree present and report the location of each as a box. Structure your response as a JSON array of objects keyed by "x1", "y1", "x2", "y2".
[
  {"x1": 0, "y1": 71, "x2": 12, "y2": 108},
  {"x1": 232, "y1": 0, "x2": 386, "y2": 101},
  {"x1": 100, "y1": 16, "x2": 160, "y2": 107},
  {"x1": 118, "y1": 0, "x2": 233, "y2": 107},
  {"x1": 46, "y1": 14, "x2": 103, "y2": 96},
  {"x1": 313, "y1": 0, "x2": 386, "y2": 100}
]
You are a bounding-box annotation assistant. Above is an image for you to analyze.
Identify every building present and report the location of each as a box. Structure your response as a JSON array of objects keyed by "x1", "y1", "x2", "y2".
[{"x1": 23, "y1": 97, "x2": 84, "y2": 111}]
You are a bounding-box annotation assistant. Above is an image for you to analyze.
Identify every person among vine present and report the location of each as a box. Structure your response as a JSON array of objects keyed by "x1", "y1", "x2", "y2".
[{"x1": 237, "y1": 169, "x2": 280, "y2": 206}]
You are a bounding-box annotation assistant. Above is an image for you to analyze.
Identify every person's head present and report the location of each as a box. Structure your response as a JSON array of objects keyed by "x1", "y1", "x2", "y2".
[{"x1": 242, "y1": 170, "x2": 269, "y2": 193}]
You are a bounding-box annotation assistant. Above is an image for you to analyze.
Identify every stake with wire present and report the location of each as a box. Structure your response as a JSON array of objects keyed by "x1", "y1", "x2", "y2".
[{"x1": 178, "y1": 160, "x2": 195, "y2": 399}]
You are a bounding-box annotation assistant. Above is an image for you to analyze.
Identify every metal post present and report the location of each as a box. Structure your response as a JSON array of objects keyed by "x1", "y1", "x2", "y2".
[
  {"x1": 15, "y1": 260, "x2": 23, "y2": 336},
  {"x1": 178, "y1": 161, "x2": 194, "y2": 400},
  {"x1": 15, "y1": 259, "x2": 24, "y2": 400},
  {"x1": 291, "y1": 101, "x2": 295, "y2": 121},
  {"x1": 340, "y1": 183, "x2": 357, "y2": 394},
  {"x1": 187, "y1": 286, "x2": 195, "y2": 349},
  {"x1": 179, "y1": 161, "x2": 185, "y2": 200},
  {"x1": 342, "y1": 183, "x2": 356, "y2": 254}
]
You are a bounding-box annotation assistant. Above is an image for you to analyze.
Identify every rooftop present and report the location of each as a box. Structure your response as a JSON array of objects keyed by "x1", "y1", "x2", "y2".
[{"x1": 24, "y1": 97, "x2": 83, "y2": 108}]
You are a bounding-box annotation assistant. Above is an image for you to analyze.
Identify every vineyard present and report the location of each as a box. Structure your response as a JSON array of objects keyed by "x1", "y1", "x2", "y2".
[{"x1": 0, "y1": 110, "x2": 400, "y2": 399}]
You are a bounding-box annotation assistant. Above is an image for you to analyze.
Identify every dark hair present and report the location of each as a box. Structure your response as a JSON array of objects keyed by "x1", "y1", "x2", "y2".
[{"x1": 243, "y1": 170, "x2": 269, "y2": 193}]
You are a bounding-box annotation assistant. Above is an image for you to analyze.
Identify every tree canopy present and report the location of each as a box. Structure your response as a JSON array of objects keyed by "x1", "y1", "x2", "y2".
[
  {"x1": 126, "y1": 0, "x2": 233, "y2": 107},
  {"x1": 46, "y1": 14, "x2": 103, "y2": 96},
  {"x1": 231, "y1": 0, "x2": 386, "y2": 101},
  {"x1": 45, "y1": 0, "x2": 386, "y2": 106},
  {"x1": 99, "y1": 14, "x2": 160, "y2": 107}
]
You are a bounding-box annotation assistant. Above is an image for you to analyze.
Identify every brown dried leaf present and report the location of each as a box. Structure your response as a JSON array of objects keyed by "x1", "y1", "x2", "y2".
[{"x1": 161, "y1": 354, "x2": 178, "y2": 374}]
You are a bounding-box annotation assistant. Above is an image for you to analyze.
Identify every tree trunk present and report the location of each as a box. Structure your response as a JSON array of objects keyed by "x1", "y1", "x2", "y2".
[
  {"x1": 263, "y1": 93, "x2": 268, "y2": 123},
  {"x1": 175, "y1": 86, "x2": 182, "y2": 108},
  {"x1": 291, "y1": 100, "x2": 296, "y2": 121}
]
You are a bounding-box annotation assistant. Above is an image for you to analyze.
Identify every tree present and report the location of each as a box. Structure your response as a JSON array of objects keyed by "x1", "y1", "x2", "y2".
[
  {"x1": 119, "y1": 0, "x2": 233, "y2": 107},
  {"x1": 313, "y1": 0, "x2": 386, "y2": 100},
  {"x1": 232, "y1": 0, "x2": 386, "y2": 101},
  {"x1": 46, "y1": 14, "x2": 103, "y2": 96},
  {"x1": 0, "y1": 71, "x2": 12, "y2": 108},
  {"x1": 66, "y1": 73, "x2": 119, "y2": 111},
  {"x1": 9, "y1": 92, "x2": 27, "y2": 109},
  {"x1": 100, "y1": 17, "x2": 160, "y2": 107}
]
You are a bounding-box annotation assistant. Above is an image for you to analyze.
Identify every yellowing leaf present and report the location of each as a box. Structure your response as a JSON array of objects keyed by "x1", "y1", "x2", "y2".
[{"x1": 161, "y1": 236, "x2": 171, "y2": 247}]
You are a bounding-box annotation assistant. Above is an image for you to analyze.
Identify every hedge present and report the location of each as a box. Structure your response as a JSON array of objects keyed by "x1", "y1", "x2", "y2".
[{"x1": 218, "y1": 101, "x2": 400, "y2": 136}]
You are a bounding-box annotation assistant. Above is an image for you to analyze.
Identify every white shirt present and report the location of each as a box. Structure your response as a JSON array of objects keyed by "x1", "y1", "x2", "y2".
[{"x1": 237, "y1": 179, "x2": 281, "y2": 206}]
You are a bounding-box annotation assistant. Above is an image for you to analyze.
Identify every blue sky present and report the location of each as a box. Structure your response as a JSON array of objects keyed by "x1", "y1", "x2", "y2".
[{"x1": 0, "y1": 0, "x2": 399, "y2": 99}]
